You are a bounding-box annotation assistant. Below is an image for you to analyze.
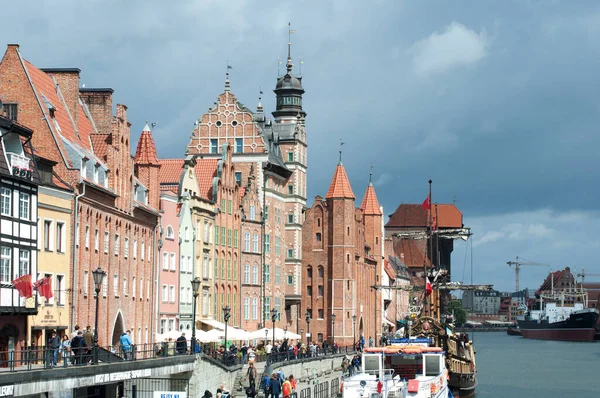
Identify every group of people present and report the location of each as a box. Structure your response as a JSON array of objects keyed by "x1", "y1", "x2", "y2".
[
  {"x1": 341, "y1": 354, "x2": 362, "y2": 377},
  {"x1": 260, "y1": 371, "x2": 297, "y2": 398},
  {"x1": 45, "y1": 325, "x2": 95, "y2": 367}
]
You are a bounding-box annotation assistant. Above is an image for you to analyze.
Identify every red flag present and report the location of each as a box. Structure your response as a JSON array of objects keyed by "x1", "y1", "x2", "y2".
[
  {"x1": 34, "y1": 277, "x2": 53, "y2": 300},
  {"x1": 425, "y1": 279, "x2": 433, "y2": 296},
  {"x1": 12, "y1": 275, "x2": 34, "y2": 298},
  {"x1": 421, "y1": 195, "x2": 431, "y2": 210}
]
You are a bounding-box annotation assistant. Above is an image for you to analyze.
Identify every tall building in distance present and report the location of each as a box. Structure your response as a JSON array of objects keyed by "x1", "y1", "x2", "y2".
[
  {"x1": 301, "y1": 159, "x2": 383, "y2": 345},
  {"x1": 185, "y1": 37, "x2": 306, "y2": 333}
]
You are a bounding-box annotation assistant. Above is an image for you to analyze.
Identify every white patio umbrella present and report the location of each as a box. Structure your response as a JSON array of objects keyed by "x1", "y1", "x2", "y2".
[
  {"x1": 195, "y1": 329, "x2": 221, "y2": 343},
  {"x1": 204, "y1": 326, "x2": 250, "y2": 341},
  {"x1": 155, "y1": 330, "x2": 185, "y2": 341},
  {"x1": 248, "y1": 327, "x2": 298, "y2": 340}
]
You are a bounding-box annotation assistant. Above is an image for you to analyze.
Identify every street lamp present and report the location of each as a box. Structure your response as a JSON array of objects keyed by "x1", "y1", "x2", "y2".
[
  {"x1": 271, "y1": 308, "x2": 278, "y2": 348},
  {"x1": 92, "y1": 266, "x2": 106, "y2": 365},
  {"x1": 223, "y1": 306, "x2": 231, "y2": 350},
  {"x1": 331, "y1": 312, "x2": 336, "y2": 347},
  {"x1": 265, "y1": 328, "x2": 268, "y2": 345},
  {"x1": 190, "y1": 277, "x2": 201, "y2": 355},
  {"x1": 352, "y1": 314, "x2": 357, "y2": 351},
  {"x1": 305, "y1": 311, "x2": 311, "y2": 346}
]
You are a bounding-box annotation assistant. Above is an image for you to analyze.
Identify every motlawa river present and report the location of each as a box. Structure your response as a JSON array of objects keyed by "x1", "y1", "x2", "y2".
[{"x1": 473, "y1": 331, "x2": 598, "y2": 397}]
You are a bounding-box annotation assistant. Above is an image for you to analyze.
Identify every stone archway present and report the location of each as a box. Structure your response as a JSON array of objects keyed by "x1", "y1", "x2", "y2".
[{"x1": 111, "y1": 311, "x2": 125, "y2": 346}]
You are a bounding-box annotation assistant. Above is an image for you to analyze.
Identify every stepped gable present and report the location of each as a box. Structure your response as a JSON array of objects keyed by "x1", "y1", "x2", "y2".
[
  {"x1": 134, "y1": 123, "x2": 160, "y2": 165},
  {"x1": 361, "y1": 181, "x2": 382, "y2": 215},
  {"x1": 325, "y1": 162, "x2": 355, "y2": 199}
]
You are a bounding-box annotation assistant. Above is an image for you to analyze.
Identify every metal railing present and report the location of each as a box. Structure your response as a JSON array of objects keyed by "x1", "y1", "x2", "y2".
[
  {"x1": 0, "y1": 341, "x2": 197, "y2": 373},
  {"x1": 266, "y1": 345, "x2": 355, "y2": 366}
]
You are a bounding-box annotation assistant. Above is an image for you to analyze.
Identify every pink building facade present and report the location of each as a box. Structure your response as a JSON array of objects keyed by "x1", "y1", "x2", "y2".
[{"x1": 158, "y1": 191, "x2": 180, "y2": 334}]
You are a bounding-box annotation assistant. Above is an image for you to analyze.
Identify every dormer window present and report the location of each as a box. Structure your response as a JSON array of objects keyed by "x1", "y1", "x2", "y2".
[
  {"x1": 2, "y1": 103, "x2": 18, "y2": 121},
  {"x1": 93, "y1": 165, "x2": 99, "y2": 184},
  {"x1": 81, "y1": 159, "x2": 87, "y2": 178}
]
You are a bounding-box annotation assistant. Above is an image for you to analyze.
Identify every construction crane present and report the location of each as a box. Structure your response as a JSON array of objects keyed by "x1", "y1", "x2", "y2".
[
  {"x1": 577, "y1": 267, "x2": 600, "y2": 285},
  {"x1": 506, "y1": 256, "x2": 549, "y2": 293}
]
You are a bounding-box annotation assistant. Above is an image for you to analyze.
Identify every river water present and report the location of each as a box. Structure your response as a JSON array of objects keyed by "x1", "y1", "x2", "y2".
[{"x1": 472, "y1": 331, "x2": 598, "y2": 397}]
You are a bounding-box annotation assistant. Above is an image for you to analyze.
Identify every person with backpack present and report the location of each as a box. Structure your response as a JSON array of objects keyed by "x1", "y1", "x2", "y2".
[
  {"x1": 282, "y1": 377, "x2": 292, "y2": 398},
  {"x1": 288, "y1": 375, "x2": 297, "y2": 398},
  {"x1": 270, "y1": 373, "x2": 282, "y2": 398},
  {"x1": 261, "y1": 373, "x2": 271, "y2": 398}
]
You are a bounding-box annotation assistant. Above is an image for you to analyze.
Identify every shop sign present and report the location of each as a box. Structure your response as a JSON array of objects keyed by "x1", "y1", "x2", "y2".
[
  {"x1": 0, "y1": 385, "x2": 13, "y2": 397},
  {"x1": 153, "y1": 392, "x2": 187, "y2": 398},
  {"x1": 94, "y1": 369, "x2": 151, "y2": 384}
]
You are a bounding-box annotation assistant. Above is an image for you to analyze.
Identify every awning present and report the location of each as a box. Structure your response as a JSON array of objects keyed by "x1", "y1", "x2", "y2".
[
  {"x1": 285, "y1": 294, "x2": 302, "y2": 305},
  {"x1": 197, "y1": 318, "x2": 226, "y2": 330}
]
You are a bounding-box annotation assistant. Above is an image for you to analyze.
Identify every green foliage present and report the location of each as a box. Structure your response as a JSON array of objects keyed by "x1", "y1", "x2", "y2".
[{"x1": 447, "y1": 300, "x2": 467, "y2": 326}]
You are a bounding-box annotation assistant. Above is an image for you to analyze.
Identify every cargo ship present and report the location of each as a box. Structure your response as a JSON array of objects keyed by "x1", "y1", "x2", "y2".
[{"x1": 517, "y1": 301, "x2": 599, "y2": 342}]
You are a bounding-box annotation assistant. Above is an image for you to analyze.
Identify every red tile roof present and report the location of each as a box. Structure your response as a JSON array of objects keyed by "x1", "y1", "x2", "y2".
[
  {"x1": 384, "y1": 259, "x2": 396, "y2": 279},
  {"x1": 134, "y1": 124, "x2": 160, "y2": 165},
  {"x1": 360, "y1": 183, "x2": 382, "y2": 215},
  {"x1": 90, "y1": 134, "x2": 110, "y2": 162},
  {"x1": 158, "y1": 158, "x2": 219, "y2": 201},
  {"x1": 325, "y1": 163, "x2": 355, "y2": 199},
  {"x1": 386, "y1": 203, "x2": 463, "y2": 228},
  {"x1": 158, "y1": 159, "x2": 184, "y2": 185},
  {"x1": 393, "y1": 239, "x2": 430, "y2": 268}
]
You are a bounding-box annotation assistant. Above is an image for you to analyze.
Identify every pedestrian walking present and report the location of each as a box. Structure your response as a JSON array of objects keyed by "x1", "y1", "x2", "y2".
[{"x1": 120, "y1": 330, "x2": 133, "y2": 360}]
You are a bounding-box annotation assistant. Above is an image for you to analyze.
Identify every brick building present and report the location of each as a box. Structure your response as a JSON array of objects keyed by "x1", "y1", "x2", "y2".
[
  {"x1": 301, "y1": 162, "x2": 383, "y2": 345},
  {"x1": 0, "y1": 45, "x2": 160, "y2": 346},
  {"x1": 185, "y1": 46, "x2": 306, "y2": 333}
]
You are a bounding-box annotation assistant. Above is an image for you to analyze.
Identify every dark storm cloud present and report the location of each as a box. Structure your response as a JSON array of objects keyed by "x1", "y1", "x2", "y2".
[{"x1": 3, "y1": 0, "x2": 599, "y2": 290}]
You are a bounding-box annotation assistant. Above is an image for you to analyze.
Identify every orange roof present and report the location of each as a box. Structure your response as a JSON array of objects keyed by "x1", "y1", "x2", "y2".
[
  {"x1": 158, "y1": 159, "x2": 184, "y2": 185},
  {"x1": 134, "y1": 124, "x2": 160, "y2": 165},
  {"x1": 360, "y1": 183, "x2": 382, "y2": 215},
  {"x1": 91, "y1": 134, "x2": 110, "y2": 162},
  {"x1": 195, "y1": 158, "x2": 219, "y2": 201},
  {"x1": 325, "y1": 163, "x2": 355, "y2": 199},
  {"x1": 393, "y1": 239, "x2": 430, "y2": 268},
  {"x1": 23, "y1": 60, "x2": 94, "y2": 161},
  {"x1": 431, "y1": 204, "x2": 463, "y2": 228},
  {"x1": 384, "y1": 259, "x2": 396, "y2": 279},
  {"x1": 386, "y1": 203, "x2": 462, "y2": 228}
]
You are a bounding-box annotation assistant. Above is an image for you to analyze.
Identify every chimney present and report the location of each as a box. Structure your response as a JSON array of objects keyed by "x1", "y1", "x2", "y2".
[
  {"x1": 40, "y1": 68, "x2": 81, "y2": 127},
  {"x1": 80, "y1": 88, "x2": 114, "y2": 135}
]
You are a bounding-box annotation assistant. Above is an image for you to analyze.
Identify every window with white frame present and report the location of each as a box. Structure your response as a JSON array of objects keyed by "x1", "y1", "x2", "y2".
[
  {"x1": 165, "y1": 226, "x2": 174, "y2": 239},
  {"x1": 56, "y1": 274, "x2": 65, "y2": 305},
  {"x1": 85, "y1": 226, "x2": 90, "y2": 249},
  {"x1": 104, "y1": 231, "x2": 109, "y2": 253},
  {"x1": 18, "y1": 250, "x2": 29, "y2": 276},
  {"x1": 75, "y1": 223, "x2": 80, "y2": 247},
  {"x1": 56, "y1": 222, "x2": 65, "y2": 253},
  {"x1": 170, "y1": 253, "x2": 176, "y2": 271},
  {"x1": 0, "y1": 247, "x2": 11, "y2": 283},
  {"x1": 113, "y1": 274, "x2": 119, "y2": 296},
  {"x1": 44, "y1": 220, "x2": 53, "y2": 251},
  {"x1": 187, "y1": 287, "x2": 192, "y2": 304},
  {"x1": 252, "y1": 298, "x2": 258, "y2": 320},
  {"x1": 94, "y1": 229, "x2": 99, "y2": 251},
  {"x1": 141, "y1": 242, "x2": 145, "y2": 260},
  {"x1": 124, "y1": 238, "x2": 129, "y2": 258},
  {"x1": 169, "y1": 285, "x2": 175, "y2": 302},
  {"x1": 140, "y1": 278, "x2": 143, "y2": 299},
  {"x1": 202, "y1": 287, "x2": 210, "y2": 316},
  {"x1": 19, "y1": 192, "x2": 30, "y2": 220},
  {"x1": 168, "y1": 319, "x2": 175, "y2": 332},
  {"x1": 184, "y1": 227, "x2": 190, "y2": 241},
  {"x1": 249, "y1": 205, "x2": 255, "y2": 221},
  {"x1": 180, "y1": 287, "x2": 185, "y2": 303},
  {"x1": 43, "y1": 273, "x2": 54, "y2": 305},
  {"x1": 133, "y1": 240, "x2": 137, "y2": 259},
  {"x1": 162, "y1": 285, "x2": 168, "y2": 302},
  {"x1": 180, "y1": 255, "x2": 185, "y2": 272},
  {"x1": 187, "y1": 256, "x2": 192, "y2": 273},
  {"x1": 123, "y1": 278, "x2": 128, "y2": 296},
  {"x1": 114, "y1": 234, "x2": 120, "y2": 255},
  {"x1": 204, "y1": 221, "x2": 210, "y2": 243},
  {"x1": 147, "y1": 279, "x2": 150, "y2": 299},
  {"x1": 163, "y1": 252, "x2": 169, "y2": 270},
  {"x1": 160, "y1": 319, "x2": 166, "y2": 334},
  {"x1": 203, "y1": 254, "x2": 209, "y2": 279},
  {"x1": 252, "y1": 265, "x2": 258, "y2": 285},
  {"x1": 0, "y1": 188, "x2": 10, "y2": 216},
  {"x1": 102, "y1": 276, "x2": 107, "y2": 297},
  {"x1": 244, "y1": 298, "x2": 250, "y2": 320},
  {"x1": 244, "y1": 233, "x2": 250, "y2": 252},
  {"x1": 132, "y1": 276, "x2": 136, "y2": 298},
  {"x1": 252, "y1": 234, "x2": 259, "y2": 252},
  {"x1": 84, "y1": 270, "x2": 89, "y2": 296},
  {"x1": 244, "y1": 264, "x2": 250, "y2": 284}
]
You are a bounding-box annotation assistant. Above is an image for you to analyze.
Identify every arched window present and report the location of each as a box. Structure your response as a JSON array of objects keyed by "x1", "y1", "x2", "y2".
[
  {"x1": 318, "y1": 266, "x2": 324, "y2": 279},
  {"x1": 307, "y1": 266, "x2": 313, "y2": 279},
  {"x1": 165, "y1": 226, "x2": 174, "y2": 239}
]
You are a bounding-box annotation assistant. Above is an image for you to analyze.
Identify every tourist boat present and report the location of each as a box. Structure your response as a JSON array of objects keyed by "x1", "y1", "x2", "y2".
[
  {"x1": 506, "y1": 323, "x2": 521, "y2": 336},
  {"x1": 397, "y1": 316, "x2": 477, "y2": 398},
  {"x1": 340, "y1": 342, "x2": 449, "y2": 398},
  {"x1": 517, "y1": 300, "x2": 599, "y2": 342}
]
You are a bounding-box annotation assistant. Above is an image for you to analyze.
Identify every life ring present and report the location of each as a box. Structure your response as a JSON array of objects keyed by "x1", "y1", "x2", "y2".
[{"x1": 430, "y1": 384, "x2": 437, "y2": 394}]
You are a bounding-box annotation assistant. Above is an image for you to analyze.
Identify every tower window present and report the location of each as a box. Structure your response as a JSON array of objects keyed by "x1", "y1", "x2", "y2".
[
  {"x1": 210, "y1": 139, "x2": 218, "y2": 153},
  {"x1": 288, "y1": 152, "x2": 294, "y2": 162},
  {"x1": 215, "y1": 120, "x2": 222, "y2": 127},
  {"x1": 235, "y1": 138, "x2": 243, "y2": 153}
]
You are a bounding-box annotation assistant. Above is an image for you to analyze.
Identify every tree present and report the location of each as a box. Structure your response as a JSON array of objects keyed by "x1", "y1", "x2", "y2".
[{"x1": 446, "y1": 300, "x2": 467, "y2": 326}]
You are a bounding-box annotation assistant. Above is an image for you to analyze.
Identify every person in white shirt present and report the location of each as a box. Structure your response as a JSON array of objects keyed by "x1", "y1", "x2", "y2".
[{"x1": 265, "y1": 343, "x2": 273, "y2": 354}]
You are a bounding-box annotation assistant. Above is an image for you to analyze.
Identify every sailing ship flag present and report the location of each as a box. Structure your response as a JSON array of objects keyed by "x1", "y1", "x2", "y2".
[
  {"x1": 11, "y1": 274, "x2": 34, "y2": 298},
  {"x1": 421, "y1": 195, "x2": 431, "y2": 210},
  {"x1": 425, "y1": 278, "x2": 433, "y2": 296},
  {"x1": 34, "y1": 276, "x2": 53, "y2": 300}
]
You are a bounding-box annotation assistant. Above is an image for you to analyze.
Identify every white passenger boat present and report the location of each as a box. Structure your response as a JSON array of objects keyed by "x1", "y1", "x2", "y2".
[{"x1": 341, "y1": 341, "x2": 449, "y2": 398}]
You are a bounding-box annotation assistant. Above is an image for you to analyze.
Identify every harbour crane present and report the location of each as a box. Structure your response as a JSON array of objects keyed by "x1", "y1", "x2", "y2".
[
  {"x1": 506, "y1": 256, "x2": 549, "y2": 293},
  {"x1": 577, "y1": 267, "x2": 600, "y2": 285}
]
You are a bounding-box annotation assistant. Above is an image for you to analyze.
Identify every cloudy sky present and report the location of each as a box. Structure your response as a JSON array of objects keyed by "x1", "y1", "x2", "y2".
[{"x1": 5, "y1": 0, "x2": 600, "y2": 292}]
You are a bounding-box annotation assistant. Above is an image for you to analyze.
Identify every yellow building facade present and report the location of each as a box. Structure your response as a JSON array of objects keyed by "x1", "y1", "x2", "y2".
[{"x1": 28, "y1": 185, "x2": 74, "y2": 346}]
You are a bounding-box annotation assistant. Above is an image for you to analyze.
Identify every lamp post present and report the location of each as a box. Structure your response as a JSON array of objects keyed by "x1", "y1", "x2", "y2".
[
  {"x1": 265, "y1": 328, "x2": 268, "y2": 345},
  {"x1": 190, "y1": 277, "x2": 201, "y2": 355},
  {"x1": 352, "y1": 314, "x2": 357, "y2": 351},
  {"x1": 305, "y1": 311, "x2": 311, "y2": 346},
  {"x1": 331, "y1": 312, "x2": 336, "y2": 347},
  {"x1": 271, "y1": 308, "x2": 278, "y2": 348},
  {"x1": 92, "y1": 266, "x2": 106, "y2": 365},
  {"x1": 223, "y1": 305, "x2": 231, "y2": 350}
]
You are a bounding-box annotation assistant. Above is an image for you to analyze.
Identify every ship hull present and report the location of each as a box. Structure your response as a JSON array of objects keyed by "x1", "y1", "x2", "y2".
[
  {"x1": 506, "y1": 327, "x2": 521, "y2": 336},
  {"x1": 517, "y1": 309, "x2": 599, "y2": 342},
  {"x1": 448, "y1": 373, "x2": 477, "y2": 398}
]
